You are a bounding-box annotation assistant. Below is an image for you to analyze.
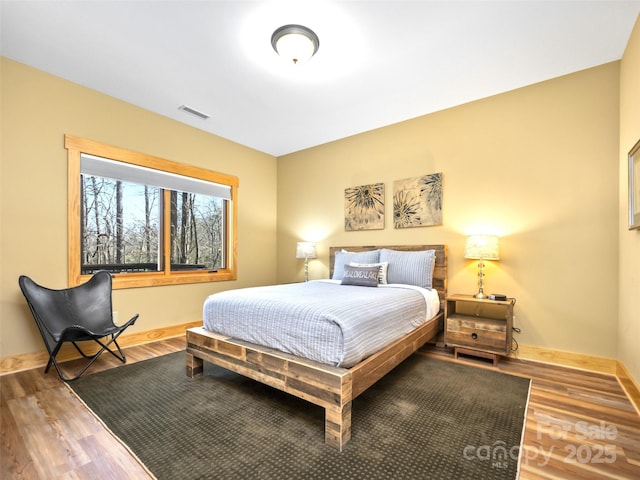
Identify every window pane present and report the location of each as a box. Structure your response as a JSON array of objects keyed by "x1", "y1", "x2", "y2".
[
  {"x1": 68, "y1": 135, "x2": 238, "y2": 287},
  {"x1": 81, "y1": 175, "x2": 161, "y2": 274},
  {"x1": 170, "y1": 191, "x2": 226, "y2": 271}
]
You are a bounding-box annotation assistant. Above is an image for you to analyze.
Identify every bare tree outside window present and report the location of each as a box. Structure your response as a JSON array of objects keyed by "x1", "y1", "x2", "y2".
[
  {"x1": 67, "y1": 135, "x2": 238, "y2": 288},
  {"x1": 81, "y1": 176, "x2": 226, "y2": 274},
  {"x1": 170, "y1": 190, "x2": 225, "y2": 271},
  {"x1": 82, "y1": 176, "x2": 160, "y2": 273}
]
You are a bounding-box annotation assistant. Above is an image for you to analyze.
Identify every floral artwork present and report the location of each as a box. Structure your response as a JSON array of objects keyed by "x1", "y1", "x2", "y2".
[
  {"x1": 393, "y1": 173, "x2": 443, "y2": 228},
  {"x1": 344, "y1": 183, "x2": 385, "y2": 231}
]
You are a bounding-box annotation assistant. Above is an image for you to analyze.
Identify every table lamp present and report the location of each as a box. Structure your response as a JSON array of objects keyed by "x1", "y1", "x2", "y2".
[
  {"x1": 464, "y1": 235, "x2": 500, "y2": 299},
  {"x1": 296, "y1": 242, "x2": 317, "y2": 282}
]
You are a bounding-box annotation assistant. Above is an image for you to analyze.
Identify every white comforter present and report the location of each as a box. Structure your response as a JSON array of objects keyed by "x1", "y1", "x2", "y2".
[{"x1": 202, "y1": 280, "x2": 440, "y2": 368}]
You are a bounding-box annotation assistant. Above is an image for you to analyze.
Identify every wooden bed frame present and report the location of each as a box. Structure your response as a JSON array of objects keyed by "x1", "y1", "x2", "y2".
[{"x1": 186, "y1": 244, "x2": 447, "y2": 451}]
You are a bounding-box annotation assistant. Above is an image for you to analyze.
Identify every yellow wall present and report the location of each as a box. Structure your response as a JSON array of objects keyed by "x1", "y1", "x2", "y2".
[
  {"x1": 619, "y1": 16, "x2": 640, "y2": 384},
  {"x1": 0, "y1": 45, "x2": 631, "y2": 371},
  {"x1": 277, "y1": 62, "x2": 620, "y2": 359},
  {"x1": 0, "y1": 58, "x2": 278, "y2": 358}
]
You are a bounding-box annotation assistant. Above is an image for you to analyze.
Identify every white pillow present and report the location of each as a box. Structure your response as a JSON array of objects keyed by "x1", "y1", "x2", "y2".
[
  {"x1": 332, "y1": 249, "x2": 381, "y2": 280},
  {"x1": 349, "y1": 261, "x2": 388, "y2": 284}
]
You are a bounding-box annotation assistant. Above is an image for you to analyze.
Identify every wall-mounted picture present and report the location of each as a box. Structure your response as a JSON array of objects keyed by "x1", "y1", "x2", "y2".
[
  {"x1": 344, "y1": 182, "x2": 385, "y2": 231},
  {"x1": 629, "y1": 139, "x2": 640, "y2": 230},
  {"x1": 393, "y1": 172, "x2": 442, "y2": 229}
]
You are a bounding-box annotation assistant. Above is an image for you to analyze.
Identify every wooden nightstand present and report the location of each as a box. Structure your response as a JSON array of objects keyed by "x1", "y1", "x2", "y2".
[{"x1": 445, "y1": 294, "x2": 515, "y2": 365}]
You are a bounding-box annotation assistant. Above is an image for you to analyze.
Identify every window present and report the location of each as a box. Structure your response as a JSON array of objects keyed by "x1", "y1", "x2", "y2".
[{"x1": 66, "y1": 135, "x2": 238, "y2": 288}]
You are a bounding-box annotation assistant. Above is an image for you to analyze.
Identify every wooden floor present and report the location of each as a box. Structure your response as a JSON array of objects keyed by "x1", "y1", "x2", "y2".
[
  {"x1": 2, "y1": 337, "x2": 639, "y2": 479},
  {"x1": 423, "y1": 346, "x2": 640, "y2": 479}
]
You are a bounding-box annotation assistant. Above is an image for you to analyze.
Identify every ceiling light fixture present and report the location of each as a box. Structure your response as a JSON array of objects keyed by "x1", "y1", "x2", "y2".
[{"x1": 271, "y1": 24, "x2": 319, "y2": 65}]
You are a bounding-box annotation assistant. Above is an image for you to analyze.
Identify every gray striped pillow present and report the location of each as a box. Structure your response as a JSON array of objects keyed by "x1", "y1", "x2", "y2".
[{"x1": 380, "y1": 248, "x2": 436, "y2": 289}]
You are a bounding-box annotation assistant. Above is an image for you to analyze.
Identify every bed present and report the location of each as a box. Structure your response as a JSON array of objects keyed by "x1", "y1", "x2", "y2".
[{"x1": 186, "y1": 244, "x2": 448, "y2": 450}]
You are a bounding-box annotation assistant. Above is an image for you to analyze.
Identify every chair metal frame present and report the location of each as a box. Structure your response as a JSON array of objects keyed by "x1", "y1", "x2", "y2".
[{"x1": 18, "y1": 271, "x2": 139, "y2": 381}]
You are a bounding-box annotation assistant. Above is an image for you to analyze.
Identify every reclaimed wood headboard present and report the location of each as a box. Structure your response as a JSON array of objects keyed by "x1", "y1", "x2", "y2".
[{"x1": 329, "y1": 244, "x2": 448, "y2": 308}]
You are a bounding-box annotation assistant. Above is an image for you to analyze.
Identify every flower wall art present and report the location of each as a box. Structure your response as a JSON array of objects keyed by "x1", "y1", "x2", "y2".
[
  {"x1": 393, "y1": 173, "x2": 442, "y2": 228},
  {"x1": 344, "y1": 182, "x2": 385, "y2": 231}
]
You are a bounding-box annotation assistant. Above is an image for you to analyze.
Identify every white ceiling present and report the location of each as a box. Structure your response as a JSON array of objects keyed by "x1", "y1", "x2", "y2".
[{"x1": 2, "y1": 1, "x2": 639, "y2": 156}]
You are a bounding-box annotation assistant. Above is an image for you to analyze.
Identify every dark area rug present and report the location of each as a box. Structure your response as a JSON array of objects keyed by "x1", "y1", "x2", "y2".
[{"x1": 69, "y1": 351, "x2": 530, "y2": 480}]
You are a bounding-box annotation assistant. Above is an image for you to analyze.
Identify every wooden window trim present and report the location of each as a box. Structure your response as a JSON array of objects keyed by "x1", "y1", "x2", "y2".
[{"x1": 66, "y1": 135, "x2": 238, "y2": 289}]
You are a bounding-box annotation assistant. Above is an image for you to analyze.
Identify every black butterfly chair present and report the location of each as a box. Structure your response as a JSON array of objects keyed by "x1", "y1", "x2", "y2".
[{"x1": 18, "y1": 271, "x2": 139, "y2": 382}]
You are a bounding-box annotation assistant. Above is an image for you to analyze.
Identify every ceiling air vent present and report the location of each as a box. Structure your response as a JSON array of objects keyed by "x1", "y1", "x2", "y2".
[{"x1": 178, "y1": 104, "x2": 210, "y2": 120}]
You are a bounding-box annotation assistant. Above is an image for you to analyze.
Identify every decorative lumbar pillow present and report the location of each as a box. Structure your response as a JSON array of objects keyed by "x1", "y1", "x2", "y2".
[
  {"x1": 332, "y1": 249, "x2": 381, "y2": 280},
  {"x1": 349, "y1": 261, "x2": 388, "y2": 284},
  {"x1": 379, "y1": 248, "x2": 436, "y2": 289},
  {"x1": 340, "y1": 265, "x2": 381, "y2": 287}
]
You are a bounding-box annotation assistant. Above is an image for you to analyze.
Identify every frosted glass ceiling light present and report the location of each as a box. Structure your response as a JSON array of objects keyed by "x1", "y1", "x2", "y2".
[{"x1": 271, "y1": 24, "x2": 319, "y2": 65}]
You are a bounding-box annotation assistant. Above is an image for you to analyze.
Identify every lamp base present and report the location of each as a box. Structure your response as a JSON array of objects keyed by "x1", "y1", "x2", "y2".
[{"x1": 473, "y1": 260, "x2": 488, "y2": 299}]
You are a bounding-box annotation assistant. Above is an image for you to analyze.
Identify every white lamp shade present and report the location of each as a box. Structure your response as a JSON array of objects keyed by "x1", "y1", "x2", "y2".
[
  {"x1": 275, "y1": 34, "x2": 315, "y2": 64},
  {"x1": 464, "y1": 235, "x2": 500, "y2": 260},
  {"x1": 296, "y1": 242, "x2": 317, "y2": 259}
]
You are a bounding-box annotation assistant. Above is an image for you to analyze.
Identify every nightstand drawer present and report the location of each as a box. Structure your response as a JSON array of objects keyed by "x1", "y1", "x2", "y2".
[{"x1": 446, "y1": 315, "x2": 507, "y2": 354}]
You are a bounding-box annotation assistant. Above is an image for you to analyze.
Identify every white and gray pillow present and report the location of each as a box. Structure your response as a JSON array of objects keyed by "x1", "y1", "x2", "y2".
[
  {"x1": 340, "y1": 265, "x2": 381, "y2": 287},
  {"x1": 349, "y1": 261, "x2": 388, "y2": 284}
]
